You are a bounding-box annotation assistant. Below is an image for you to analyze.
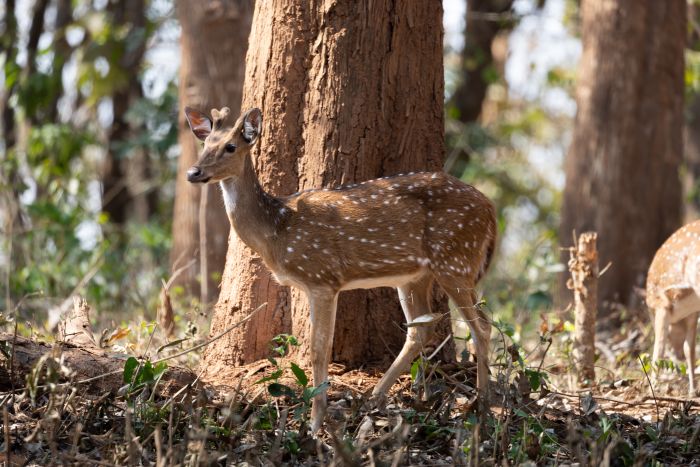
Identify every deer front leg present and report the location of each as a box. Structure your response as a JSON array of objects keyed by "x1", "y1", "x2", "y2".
[
  {"x1": 652, "y1": 306, "x2": 670, "y2": 385},
  {"x1": 307, "y1": 289, "x2": 338, "y2": 433}
]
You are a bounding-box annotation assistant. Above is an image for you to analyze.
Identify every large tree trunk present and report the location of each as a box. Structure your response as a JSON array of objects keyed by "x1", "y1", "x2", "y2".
[
  {"x1": 201, "y1": 0, "x2": 450, "y2": 378},
  {"x1": 170, "y1": 0, "x2": 253, "y2": 304},
  {"x1": 560, "y1": 0, "x2": 685, "y2": 319}
]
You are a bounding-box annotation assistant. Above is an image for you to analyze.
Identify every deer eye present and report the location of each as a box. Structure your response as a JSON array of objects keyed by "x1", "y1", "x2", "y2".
[{"x1": 225, "y1": 143, "x2": 237, "y2": 153}]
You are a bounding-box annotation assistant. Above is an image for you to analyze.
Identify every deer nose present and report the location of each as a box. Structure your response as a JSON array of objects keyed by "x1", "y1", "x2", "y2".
[{"x1": 187, "y1": 166, "x2": 203, "y2": 182}]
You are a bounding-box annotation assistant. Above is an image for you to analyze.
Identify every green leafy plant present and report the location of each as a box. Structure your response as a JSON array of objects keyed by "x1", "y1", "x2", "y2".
[
  {"x1": 256, "y1": 335, "x2": 330, "y2": 424},
  {"x1": 122, "y1": 356, "x2": 168, "y2": 398}
]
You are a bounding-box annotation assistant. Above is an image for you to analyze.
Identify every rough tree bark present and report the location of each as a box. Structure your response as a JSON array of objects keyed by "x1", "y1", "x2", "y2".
[
  {"x1": 170, "y1": 0, "x2": 253, "y2": 304},
  {"x1": 560, "y1": 0, "x2": 685, "y2": 318},
  {"x1": 201, "y1": 0, "x2": 450, "y2": 378}
]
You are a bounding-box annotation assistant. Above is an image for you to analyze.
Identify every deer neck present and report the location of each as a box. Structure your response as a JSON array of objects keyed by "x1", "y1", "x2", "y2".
[{"x1": 219, "y1": 154, "x2": 283, "y2": 256}]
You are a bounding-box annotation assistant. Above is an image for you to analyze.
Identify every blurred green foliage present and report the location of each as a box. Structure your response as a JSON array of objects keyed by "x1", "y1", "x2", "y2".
[{"x1": 1, "y1": 0, "x2": 179, "y2": 328}]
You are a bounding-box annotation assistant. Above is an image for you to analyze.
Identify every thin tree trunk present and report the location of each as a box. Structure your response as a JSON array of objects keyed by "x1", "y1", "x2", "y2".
[
  {"x1": 102, "y1": 0, "x2": 148, "y2": 225},
  {"x1": 201, "y1": 0, "x2": 450, "y2": 378},
  {"x1": 684, "y1": 2, "x2": 700, "y2": 221},
  {"x1": 0, "y1": 0, "x2": 18, "y2": 161},
  {"x1": 450, "y1": 0, "x2": 514, "y2": 124},
  {"x1": 560, "y1": 0, "x2": 685, "y2": 320},
  {"x1": 46, "y1": 0, "x2": 72, "y2": 122},
  {"x1": 0, "y1": 0, "x2": 18, "y2": 313},
  {"x1": 0, "y1": 0, "x2": 18, "y2": 152},
  {"x1": 684, "y1": 94, "x2": 700, "y2": 221},
  {"x1": 170, "y1": 0, "x2": 253, "y2": 304}
]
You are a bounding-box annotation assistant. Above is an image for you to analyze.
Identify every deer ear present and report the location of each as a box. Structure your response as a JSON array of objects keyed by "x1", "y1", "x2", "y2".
[
  {"x1": 184, "y1": 107, "x2": 212, "y2": 141},
  {"x1": 242, "y1": 108, "x2": 262, "y2": 144}
]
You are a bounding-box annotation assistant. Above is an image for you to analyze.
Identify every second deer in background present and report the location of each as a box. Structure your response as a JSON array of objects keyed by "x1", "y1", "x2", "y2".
[
  {"x1": 184, "y1": 106, "x2": 498, "y2": 431},
  {"x1": 647, "y1": 220, "x2": 700, "y2": 395}
]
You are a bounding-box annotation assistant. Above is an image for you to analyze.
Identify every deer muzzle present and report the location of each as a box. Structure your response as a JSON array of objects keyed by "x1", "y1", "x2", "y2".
[{"x1": 186, "y1": 166, "x2": 210, "y2": 183}]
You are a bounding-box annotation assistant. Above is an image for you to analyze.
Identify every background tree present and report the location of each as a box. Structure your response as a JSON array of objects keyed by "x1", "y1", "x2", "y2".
[
  {"x1": 1, "y1": 0, "x2": 179, "y2": 317},
  {"x1": 170, "y1": 0, "x2": 253, "y2": 305},
  {"x1": 684, "y1": 2, "x2": 700, "y2": 221},
  {"x1": 450, "y1": 0, "x2": 514, "y2": 126},
  {"x1": 200, "y1": 0, "x2": 449, "y2": 378},
  {"x1": 560, "y1": 0, "x2": 685, "y2": 319}
]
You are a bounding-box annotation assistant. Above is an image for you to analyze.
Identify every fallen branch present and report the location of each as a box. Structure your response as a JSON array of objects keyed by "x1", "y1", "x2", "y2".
[
  {"x1": 0, "y1": 302, "x2": 267, "y2": 396},
  {"x1": 0, "y1": 333, "x2": 196, "y2": 396}
]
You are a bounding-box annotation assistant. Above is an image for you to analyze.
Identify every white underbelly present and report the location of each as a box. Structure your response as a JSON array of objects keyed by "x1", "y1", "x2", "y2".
[
  {"x1": 272, "y1": 268, "x2": 426, "y2": 293},
  {"x1": 340, "y1": 270, "x2": 425, "y2": 291}
]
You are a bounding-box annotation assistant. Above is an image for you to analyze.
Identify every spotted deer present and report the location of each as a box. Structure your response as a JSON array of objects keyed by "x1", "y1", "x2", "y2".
[
  {"x1": 647, "y1": 220, "x2": 700, "y2": 395},
  {"x1": 184, "y1": 106, "x2": 497, "y2": 431}
]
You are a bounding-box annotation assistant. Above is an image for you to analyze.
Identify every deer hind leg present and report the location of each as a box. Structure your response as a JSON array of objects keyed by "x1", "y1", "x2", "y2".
[
  {"x1": 683, "y1": 313, "x2": 698, "y2": 395},
  {"x1": 307, "y1": 288, "x2": 339, "y2": 433},
  {"x1": 372, "y1": 273, "x2": 435, "y2": 397},
  {"x1": 679, "y1": 288, "x2": 700, "y2": 395},
  {"x1": 435, "y1": 275, "x2": 491, "y2": 402}
]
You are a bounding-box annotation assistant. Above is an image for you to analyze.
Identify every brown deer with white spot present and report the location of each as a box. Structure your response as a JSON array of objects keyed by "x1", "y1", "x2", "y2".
[
  {"x1": 184, "y1": 106, "x2": 497, "y2": 431},
  {"x1": 647, "y1": 220, "x2": 700, "y2": 395}
]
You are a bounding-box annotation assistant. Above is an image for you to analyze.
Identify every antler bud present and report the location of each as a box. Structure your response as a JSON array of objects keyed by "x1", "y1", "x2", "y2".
[{"x1": 211, "y1": 107, "x2": 231, "y2": 129}]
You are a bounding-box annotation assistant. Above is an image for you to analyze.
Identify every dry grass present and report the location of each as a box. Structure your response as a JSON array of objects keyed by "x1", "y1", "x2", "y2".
[{"x1": 2, "y1": 313, "x2": 700, "y2": 466}]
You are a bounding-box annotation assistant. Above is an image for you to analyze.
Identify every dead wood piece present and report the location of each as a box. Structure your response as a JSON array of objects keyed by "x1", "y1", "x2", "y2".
[
  {"x1": 0, "y1": 333, "x2": 197, "y2": 396},
  {"x1": 567, "y1": 232, "x2": 599, "y2": 386},
  {"x1": 158, "y1": 283, "x2": 175, "y2": 338},
  {"x1": 57, "y1": 296, "x2": 97, "y2": 348}
]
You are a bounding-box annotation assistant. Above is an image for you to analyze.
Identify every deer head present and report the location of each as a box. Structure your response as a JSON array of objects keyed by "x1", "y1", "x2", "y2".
[{"x1": 184, "y1": 107, "x2": 262, "y2": 183}]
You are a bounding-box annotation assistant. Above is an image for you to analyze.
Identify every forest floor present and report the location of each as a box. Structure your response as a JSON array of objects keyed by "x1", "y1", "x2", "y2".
[{"x1": 1, "y1": 309, "x2": 700, "y2": 466}]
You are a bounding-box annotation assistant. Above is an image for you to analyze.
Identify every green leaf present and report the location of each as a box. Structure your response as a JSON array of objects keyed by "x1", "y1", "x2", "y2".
[
  {"x1": 136, "y1": 361, "x2": 154, "y2": 385},
  {"x1": 255, "y1": 369, "x2": 283, "y2": 385},
  {"x1": 156, "y1": 338, "x2": 188, "y2": 354},
  {"x1": 645, "y1": 425, "x2": 659, "y2": 441},
  {"x1": 268, "y1": 383, "x2": 294, "y2": 398},
  {"x1": 301, "y1": 383, "x2": 330, "y2": 404},
  {"x1": 123, "y1": 357, "x2": 139, "y2": 383},
  {"x1": 524, "y1": 369, "x2": 541, "y2": 391},
  {"x1": 153, "y1": 361, "x2": 168, "y2": 379},
  {"x1": 410, "y1": 359, "x2": 422, "y2": 381},
  {"x1": 290, "y1": 362, "x2": 308, "y2": 387},
  {"x1": 293, "y1": 406, "x2": 306, "y2": 421},
  {"x1": 307, "y1": 381, "x2": 329, "y2": 399}
]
